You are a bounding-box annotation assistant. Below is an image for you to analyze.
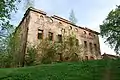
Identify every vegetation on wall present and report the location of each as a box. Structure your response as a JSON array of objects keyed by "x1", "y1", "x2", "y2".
[
  {"x1": 0, "y1": 28, "x2": 83, "y2": 67},
  {"x1": 25, "y1": 46, "x2": 37, "y2": 66},
  {"x1": 37, "y1": 39, "x2": 59, "y2": 64},
  {"x1": 31, "y1": 34, "x2": 83, "y2": 64}
]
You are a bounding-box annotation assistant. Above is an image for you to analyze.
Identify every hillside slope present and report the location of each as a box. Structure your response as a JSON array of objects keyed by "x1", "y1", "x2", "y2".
[{"x1": 0, "y1": 59, "x2": 120, "y2": 80}]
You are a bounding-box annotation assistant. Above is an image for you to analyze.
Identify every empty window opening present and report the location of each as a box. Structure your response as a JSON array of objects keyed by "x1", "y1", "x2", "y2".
[
  {"x1": 69, "y1": 26, "x2": 72, "y2": 30},
  {"x1": 49, "y1": 32, "x2": 53, "y2": 41},
  {"x1": 94, "y1": 44, "x2": 97, "y2": 51},
  {"x1": 85, "y1": 56, "x2": 88, "y2": 60},
  {"x1": 38, "y1": 29, "x2": 43, "y2": 39},
  {"x1": 90, "y1": 56, "x2": 94, "y2": 60},
  {"x1": 89, "y1": 33, "x2": 91, "y2": 36},
  {"x1": 75, "y1": 28, "x2": 78, "y2": 32},
  {"x1": 84, "y1": 41, "x2": 87, "y2": 48},
  {"x1": 83, "y1": 31, "x2": 86, "y2": 34},
  {"x1": 58, "y1": 34, "x2": 62, "y2": 43},
  {"x1": 89, "y1": 43, "x2": 92, "y2": 53}
]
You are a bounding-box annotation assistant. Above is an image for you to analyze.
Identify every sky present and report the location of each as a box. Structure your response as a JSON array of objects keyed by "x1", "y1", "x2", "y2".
[{"x1": 13, "y1": 0, "x2": 120, "y2": 55}]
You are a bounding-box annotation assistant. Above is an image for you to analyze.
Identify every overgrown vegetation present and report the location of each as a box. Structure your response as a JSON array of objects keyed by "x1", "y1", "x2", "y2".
[
  {"x1": 0, "y1": 24, "x2": 83, "y2": 67},
  {"x1": 25, "y1": 46, "x2": 37, "y2": 66},
  {"x1": 26, "y1": 34, "x2": 83, "y2": 65},
  {"x1": 0, "y1": 30, "x2": 21, "y2": 68}
]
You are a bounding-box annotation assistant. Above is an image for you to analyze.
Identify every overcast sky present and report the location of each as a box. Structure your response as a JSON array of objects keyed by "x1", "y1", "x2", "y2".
[{"x1": 14, "y1": 0, "x2": 120, "y2": 55}]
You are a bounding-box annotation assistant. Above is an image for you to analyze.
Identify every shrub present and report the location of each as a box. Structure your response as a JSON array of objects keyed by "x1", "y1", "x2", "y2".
[
  {"x1": 25, "y1": 46, "x2": 37, "y2": 66},
  {"x1": 0, "y1": 53, "x2": 13, "y2": 68},
  {"x1": 37, "y1": 39, "x2": 58, "y2": 64}
]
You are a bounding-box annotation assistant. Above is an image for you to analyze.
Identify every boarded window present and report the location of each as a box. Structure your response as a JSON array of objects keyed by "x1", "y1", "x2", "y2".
[
  {"x1": 49, "y1": 32, "x2": 53, "y2": 41},
  {"x1": 58, "y1": 34, "x2": 62, "y2": 43},
  {"x1": 38, "y1": 29, "x2": 43, "y2": 39}
]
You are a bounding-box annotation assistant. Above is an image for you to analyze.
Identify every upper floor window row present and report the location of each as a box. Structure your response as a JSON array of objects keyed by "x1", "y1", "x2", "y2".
[{"x1": 83, "y1": 31, "x2": 96, "y2": 37}]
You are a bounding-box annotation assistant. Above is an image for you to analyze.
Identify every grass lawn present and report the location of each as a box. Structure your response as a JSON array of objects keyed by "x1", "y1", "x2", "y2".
[{"x1": 0, "y1": 59, "x2": 120, "y2": 80}]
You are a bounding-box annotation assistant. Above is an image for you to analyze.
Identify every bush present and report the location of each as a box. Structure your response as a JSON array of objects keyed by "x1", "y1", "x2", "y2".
[
  {"x1": 25, "y1": 46, "x2": 37, "y2": 66},
  {"x1": 0, "y1": 53, "x2": 13, "y2": 68},
  {"x1": 37, "y1": 39, "x2": 58, "y2": 64}
]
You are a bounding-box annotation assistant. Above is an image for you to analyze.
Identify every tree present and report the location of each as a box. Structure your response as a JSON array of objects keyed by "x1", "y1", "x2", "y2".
[
  {"x1": 0, "y1": 0, "x2": 20, "y2": 37},
  {"x1": 0, "y1": 0, "x2": 35, "y2": 67},
  {"x1": 0, "y1": 0, "x2": 21, "y2": 53},
  {"x1": 100, "y1": 5, "x2": 120, "y2": 54},
  {"x1": 69, "y1": 9, "x2": 77, "y2": 24}
]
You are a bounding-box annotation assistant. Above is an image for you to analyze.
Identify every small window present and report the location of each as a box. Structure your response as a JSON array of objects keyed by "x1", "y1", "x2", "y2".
[
  {"x1": 48, "y1": 32, "x2": 53, "y2": 41},
  {"x1": 58, "y1": 34, "x2": 62, "y2": 43},
  {"x1": 59, "y1": 22, "x2": 62, "y2": 25},
  {"x1": 38, "y1": 29, "x2": 43, "y2": 39},
  {"x1": 90, "y1": 56, "x2": 94, "y2": 60},
  {"x1": 83, "y1": 31, "x2": 86, "y2": 34},
  {"x1": 75, "y1": 28, "x2": 78, "y2": 32},
  {"x1": 89, "y1": 43, "x2": 92, "y2": 53},
  {"x1": 89, "y1": 33, "x2": 92, "y2": 36},
  {"x1": 40, "y1": 15, "x2": 43, "y2": 18},
  {"x1": 85, "y1": 56, "x2": 88, "y2": 60},
  {"x1": 84, "y1": 41, "x2": 87, "y2": 48},
  {"x1": 49, "y1": 18, "x2": 53, "y2": 23},
  {"x1": 94, "y1": 44, "x2": 97, "y2": 51},
  {"x1": 69, "y1": 26, "x2": 72, "y2": 30},
  {"x1": 65, "y1": 57, "x2": 69, "y2": 60}
]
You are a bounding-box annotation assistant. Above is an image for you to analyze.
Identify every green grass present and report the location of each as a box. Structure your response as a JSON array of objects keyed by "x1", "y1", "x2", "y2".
[{"x1": 0, "y1": 59, "x2": 120, "y2": 80}]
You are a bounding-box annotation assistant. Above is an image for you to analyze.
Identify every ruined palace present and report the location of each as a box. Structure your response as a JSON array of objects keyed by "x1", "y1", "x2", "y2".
[{"x1": 16, "y1": 7, "x2": 101, "y2": 61}]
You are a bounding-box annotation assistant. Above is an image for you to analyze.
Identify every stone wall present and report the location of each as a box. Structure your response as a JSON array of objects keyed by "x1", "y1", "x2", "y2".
[
  {"x1": 16, "y1": 13, "x2": 30, "y2": 66},
  {"x1": 26, "y1": 9, "x2": 101, "y2": 60}
]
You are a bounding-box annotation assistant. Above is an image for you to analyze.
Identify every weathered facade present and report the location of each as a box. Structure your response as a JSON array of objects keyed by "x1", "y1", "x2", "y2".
[{"x1": 17, "y1": 7, "x2": 101, "y2": 63}]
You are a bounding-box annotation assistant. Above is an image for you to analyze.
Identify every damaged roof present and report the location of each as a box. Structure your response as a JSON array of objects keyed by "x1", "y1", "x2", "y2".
[{"x1": 18, "y1": 7, "x2": 100, "y2": 35}]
